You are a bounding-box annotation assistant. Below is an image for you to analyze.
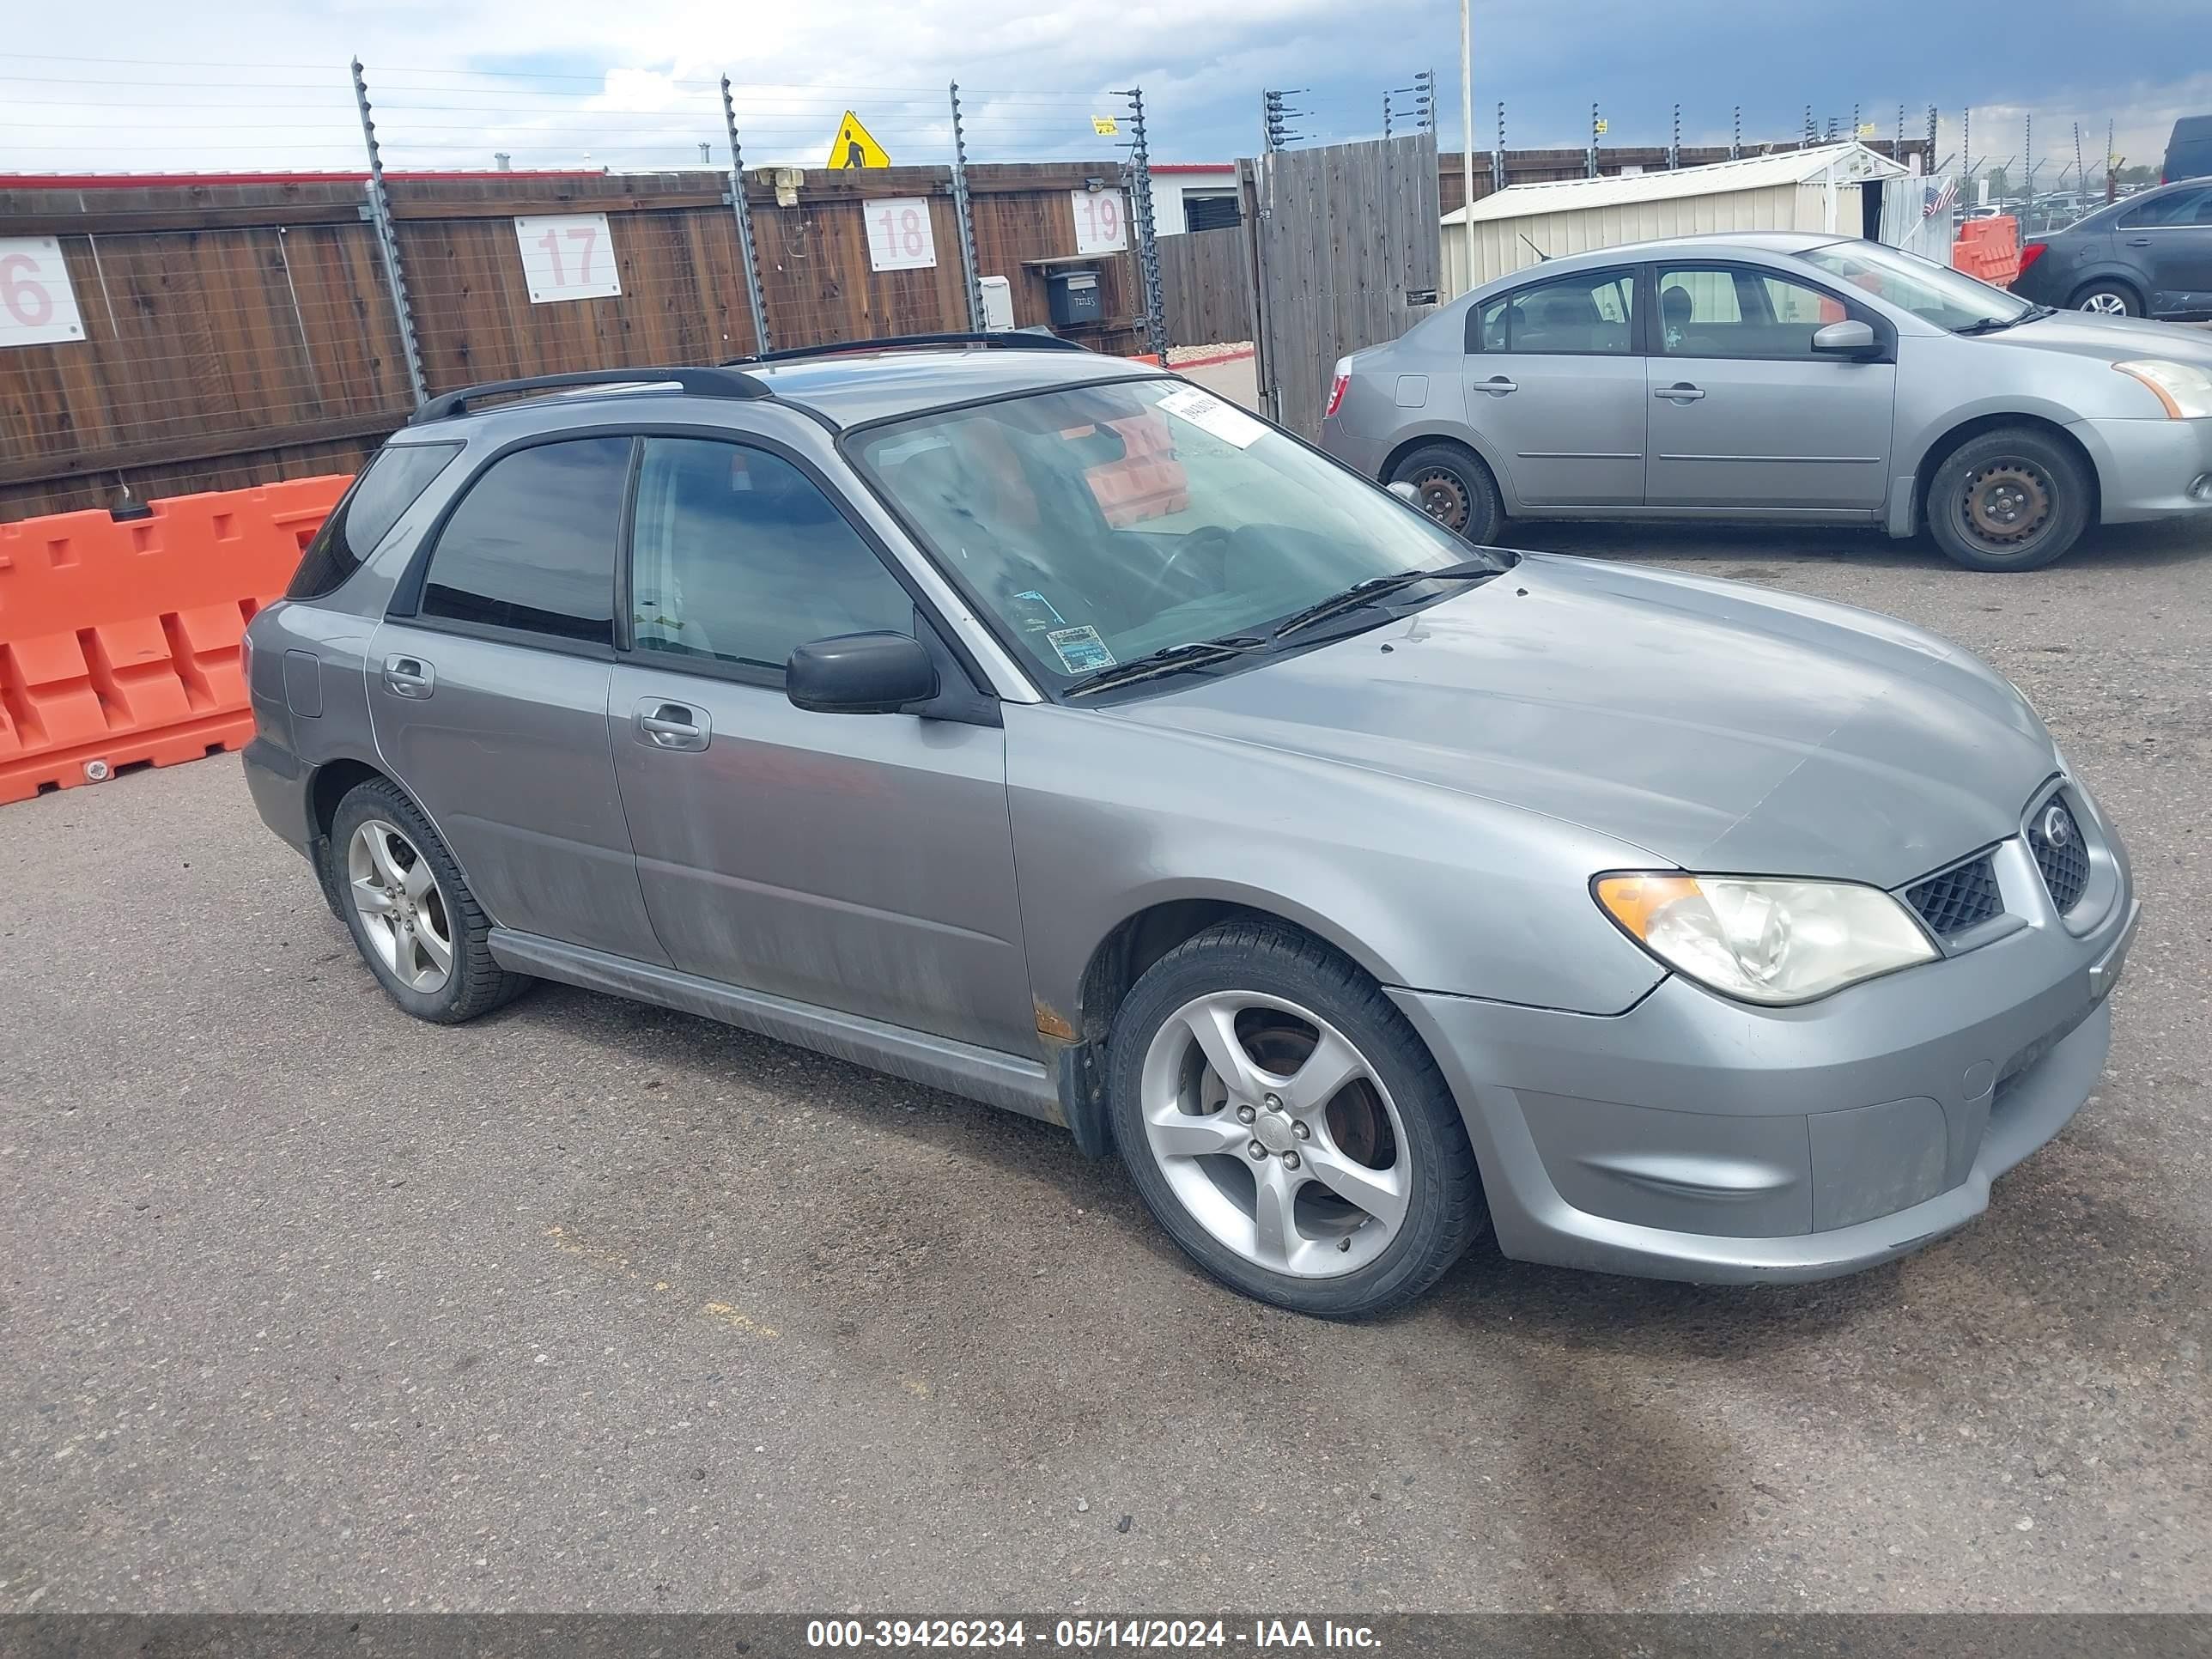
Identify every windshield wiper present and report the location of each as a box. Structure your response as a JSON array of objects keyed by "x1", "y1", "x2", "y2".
[
  {"x1": 1062, "y1": 635, "x2": 1270, "y2": 698},
  {"x1": 1954, "y1": 306, "x2": 2052, "y2": 335},
  {"x1": 1272, "y1": 559, "x2": 1503, "y2": 640}
]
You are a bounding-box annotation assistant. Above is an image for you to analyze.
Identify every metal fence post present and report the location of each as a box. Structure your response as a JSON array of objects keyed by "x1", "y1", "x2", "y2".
[
  {"x1": 350, "y1": 58, "x2": 427, "y2": 407},
  {"x1": 1587, "y1": 105, "x2": 1599, "y2": 179},
  {"x1": 1491, "y1": 103, "x2": 1504, "y2": 195},
  {"x1": 720, "y1": 78, "x2": 773, "y2": 355},
  {"x1": 947, "y1": 82, "x2": 986, "y2": 333},
  {"x1": 1119, "y1": 86, "x2": 1168, "y2": 360},
  {"x1": 1669, "y1": 103, "x2": 1680, "y2": 170},
  {"x1": 1731, "y1": 106, "x2": 1741, "y2": 161}
]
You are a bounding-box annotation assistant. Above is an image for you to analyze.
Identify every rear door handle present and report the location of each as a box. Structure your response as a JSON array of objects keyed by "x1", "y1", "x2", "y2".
[
  {"x1": 1474, "y1": 376, "x2": 1517, "y2": 396},
  {"x1": 634, "y1": 697, "x2": 710, "y2": 752},
  {"x1": 2125, "y1": 237, "x2": 2153, "y2": 246},
  {"x1": 382, "y1": 654, "x2": 434, "y2": 698},
  {"x1": 1654, "y1": 383, "x2": 1705, "y2": 403}
]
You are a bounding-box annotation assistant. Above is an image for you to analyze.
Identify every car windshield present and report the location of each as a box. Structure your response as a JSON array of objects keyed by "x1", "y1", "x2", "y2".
[
  {"x1": 849, "y1": 376, "x2": 1508, "y2": 690},
  {"x1": 1799, "y1": 240, "x2": 2036, "y2": 331}
]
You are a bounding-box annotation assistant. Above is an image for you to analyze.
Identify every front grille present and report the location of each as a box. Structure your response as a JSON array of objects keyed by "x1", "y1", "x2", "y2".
[
  {"x1": 2029, "y1": 797, "x2": 2090, "y2": 913},
  {"x1": 1905, "y1": 854, "x2": 2003, "y2": 937}
]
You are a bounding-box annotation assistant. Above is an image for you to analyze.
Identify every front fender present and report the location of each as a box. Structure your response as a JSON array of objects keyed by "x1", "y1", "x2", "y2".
[{"x1": 1005, "y1": 702, "x2": 1668, "y2": 1024}]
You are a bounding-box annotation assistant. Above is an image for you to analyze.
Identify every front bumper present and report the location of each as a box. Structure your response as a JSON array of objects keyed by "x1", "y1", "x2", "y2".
[
  {"x1": 2069, "y1": 415, "x2": 2212, "y2": 524},
  {"x1": 1391, "y1": 807, "x2": 2137, "y2": 1285}
]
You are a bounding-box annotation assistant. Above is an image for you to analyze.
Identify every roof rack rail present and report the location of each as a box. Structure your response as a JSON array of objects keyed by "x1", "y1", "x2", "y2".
[
  {"x1": 725, "y1": 330, "x2": 1091, "y2": 368},
  {"x1": 410, "y1": 366, "x2": 773, "y2": 424}
]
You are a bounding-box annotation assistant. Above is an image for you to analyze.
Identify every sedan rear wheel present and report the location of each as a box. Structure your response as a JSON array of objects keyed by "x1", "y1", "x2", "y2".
[
  {"x1": 2073, "y1": 285, "x2": 2137, "y2": 317},
  {"x1": 1108, "y1": 921, "x2": 1487, "y2": 1317},
  {"x1": 1389, "y1": 442, "x2": 1503, "y2": 546}
]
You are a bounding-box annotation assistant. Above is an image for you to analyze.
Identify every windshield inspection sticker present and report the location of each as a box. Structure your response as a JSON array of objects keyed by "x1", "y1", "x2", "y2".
[
  {"x1": 1156, "y1": 384, "x2": 1267, "y2": 449},
  {"x1": 1046, "y1": 625, "x2": 1116, "y2": 674}
]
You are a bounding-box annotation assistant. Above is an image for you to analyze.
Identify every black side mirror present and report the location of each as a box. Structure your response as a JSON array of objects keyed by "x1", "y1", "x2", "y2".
[
  {"x1": 1812, "y1": 319, "x2": 1878, "y2": 356},
  {"x1": 786, "y1": 631, "x2": 939, "y2": 714}
]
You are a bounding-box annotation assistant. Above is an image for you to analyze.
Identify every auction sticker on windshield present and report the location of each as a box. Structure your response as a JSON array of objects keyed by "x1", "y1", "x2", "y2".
[
  {"x1": 1046, "y1": 625, "x2": 1115, "y2": 673},
  {"x1": 1156, "y1": 385, "x2": 1267, "y2": 449}
]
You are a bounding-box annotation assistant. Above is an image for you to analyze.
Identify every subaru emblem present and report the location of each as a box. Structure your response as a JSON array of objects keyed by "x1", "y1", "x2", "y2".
[{"x1": 2041, "y1": 804, "x2": 2072, "y2": 848}]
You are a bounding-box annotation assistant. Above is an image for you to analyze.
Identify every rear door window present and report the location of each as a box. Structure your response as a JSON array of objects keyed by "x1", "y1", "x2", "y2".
[
  {"x1": 1492, "y1": 270, "x2": 1637, "y2": 355},
  {"x1": 2119, "y1": 187, "x2": 2212, "y2": 228},
  {"x1": 287, "y1": 441, "x2": 460, "y2": 599},
  {"x1": 416, "y1": 436, "x2": 632, "y2": 646}
]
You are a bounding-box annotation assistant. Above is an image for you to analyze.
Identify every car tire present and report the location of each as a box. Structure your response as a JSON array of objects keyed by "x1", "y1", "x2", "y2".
[
  {"x1": 1390, "y1": 443, "x2": 1504, "y2": 546},
  {"x1": 2069, "y1": 281, "x2": 2141, "y2": 318},
  {"x1": 1106, "y1": 920, "x2": 1488, "y2": 1319},
  {"x1": 1926, "y1": 428, "x2": 2093, "y2": 573},
  {"x1": 327, "y1": 777, "x2": 530, "y2": 1024}
]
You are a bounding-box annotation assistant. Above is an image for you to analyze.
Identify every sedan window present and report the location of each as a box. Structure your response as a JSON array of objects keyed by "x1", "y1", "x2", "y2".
[
  {"x1": 2118, "y1": 186, "x2": 2212, "y2": 228},
  {"x1": 1656, "y1": 266, "x2": 1848, "y2": 359},
  {"x1": 1492, "y1": 270, "x2": 1636, "y2": 355},
  {"x1": 1799, "y1": 240, "x2": 2032, "y2": 329}
]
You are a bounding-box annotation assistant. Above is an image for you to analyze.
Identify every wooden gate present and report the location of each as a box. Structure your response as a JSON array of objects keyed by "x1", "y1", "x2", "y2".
[{"x1": 1241, "y1": 133, "x2": 1440, "y2": 441}]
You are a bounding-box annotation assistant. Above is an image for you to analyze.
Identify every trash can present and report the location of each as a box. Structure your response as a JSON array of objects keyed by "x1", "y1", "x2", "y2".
[{"x1": 1044, "y1": 267, "x2": 1102, "y2": 328}]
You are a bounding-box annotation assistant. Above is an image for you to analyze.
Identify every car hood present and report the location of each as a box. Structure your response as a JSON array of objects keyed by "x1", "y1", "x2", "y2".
[
  {"x1": 1113, "y1": 554, "x2": 2056, "y2": 889},
  {"x1": 1993, "y1": 310, "x2": 2212, "y2": 364}
]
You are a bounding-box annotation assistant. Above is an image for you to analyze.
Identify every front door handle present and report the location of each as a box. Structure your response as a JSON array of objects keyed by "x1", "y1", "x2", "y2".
[
  {"x1": 1474, "y1": 376, "x2": 1518, "y2": 396},
  {"x1": 1654, "y1": 383, "x2": 1705, "y2": 403},
  {"x1": 634, "y1": 697, "x2": 710, "y2": 752},
  {"x1": 382, "y1": 654, "x2": 434, "y2": 698},
  {"x1": 2124, "y1": 237, "x2": 2153, "y2": 247}
]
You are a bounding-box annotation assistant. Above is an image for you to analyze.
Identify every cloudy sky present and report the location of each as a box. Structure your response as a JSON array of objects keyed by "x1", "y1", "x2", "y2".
[{"x1": 3, "y1": 0, "x2": 2208, "y2": 182}]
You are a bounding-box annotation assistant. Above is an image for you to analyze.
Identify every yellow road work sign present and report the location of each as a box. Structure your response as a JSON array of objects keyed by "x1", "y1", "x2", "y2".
[{"x1": 828, "y1": 112, "x2": 892, "y2": 169}]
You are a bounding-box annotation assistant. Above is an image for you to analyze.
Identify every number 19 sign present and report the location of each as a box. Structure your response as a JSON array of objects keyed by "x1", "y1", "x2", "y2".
[
  {"x1": 514, "y1": 214, "x2": 622, "y2": 304},
  {"x1": 1069, "y1": 189, "x2": 1128, "y2": 256}
]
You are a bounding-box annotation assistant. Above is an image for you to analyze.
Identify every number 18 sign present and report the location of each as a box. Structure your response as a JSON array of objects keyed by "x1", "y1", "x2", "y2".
[
  {"x1": 865, "y1": 198, "x2": 938, "y2": 272},
  {"x1": 514, "y1": 214, "x2": 622, "y2": 304}
]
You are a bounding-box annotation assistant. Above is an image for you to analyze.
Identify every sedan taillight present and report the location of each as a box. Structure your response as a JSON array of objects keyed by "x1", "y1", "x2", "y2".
[
  {"x1": 2017, "y1": 240, "x2": 2050, "y2": 276},
  {"x1": 1323, "y1": 356, "x2": 1352, "y2": 420}
]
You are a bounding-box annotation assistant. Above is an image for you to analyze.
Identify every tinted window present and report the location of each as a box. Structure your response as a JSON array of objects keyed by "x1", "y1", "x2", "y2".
[
  {"x1": 287, "y1": 442, "x2": 460, "y2": 599},
  {"x1": 418, "y1": 437, "x2": 630, "y2": 644},
  {"x1": 2119, "y1": 186, "x2": 2212, "y2": 228},
  {"x1": 628, "y1": 438, "x2": 912, "y2": 674},
  {"x1": 1494, "y1": 271, "x2": 1634, "y2": 355},
  {"x1": 1656, "y1": 266, "x2": 1847, "y2": 358}
]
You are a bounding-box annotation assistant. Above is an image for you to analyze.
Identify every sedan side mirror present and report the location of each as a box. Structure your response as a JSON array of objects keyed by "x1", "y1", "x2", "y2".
[
  {"x1": 1812, "y1": 319, "x2": 1878, "y2": 356},
  {"x1": 787, "y1": 631, "x2": 939, "y2": 714}
]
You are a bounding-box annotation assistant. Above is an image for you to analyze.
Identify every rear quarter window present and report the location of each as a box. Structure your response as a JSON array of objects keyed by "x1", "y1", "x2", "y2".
[{"x1": 287, "y1": 442, "x2": 462, "y2": 600}]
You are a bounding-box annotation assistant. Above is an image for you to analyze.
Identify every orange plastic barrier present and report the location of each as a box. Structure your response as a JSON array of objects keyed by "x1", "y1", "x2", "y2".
[
  {"x1": 0, "y1": 477, "x2": 350, "y2": 805},
  {"x1": 1952, "y1": 215, "x2": 2022, "y2": 288}
]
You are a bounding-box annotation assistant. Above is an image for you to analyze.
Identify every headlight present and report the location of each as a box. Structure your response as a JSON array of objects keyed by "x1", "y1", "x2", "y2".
[
  {"x1": 2113, "y1": 359, "x2": 2212, "y2": 420},
  {"x1": 1594, "y1": 873, "x2": 1936, "y2": 1006}
]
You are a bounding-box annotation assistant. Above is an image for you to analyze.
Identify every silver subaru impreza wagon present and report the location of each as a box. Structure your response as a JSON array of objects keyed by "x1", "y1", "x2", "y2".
[{"x1": 242, "y1": 336, "x2": 2139, "y2": 1318}]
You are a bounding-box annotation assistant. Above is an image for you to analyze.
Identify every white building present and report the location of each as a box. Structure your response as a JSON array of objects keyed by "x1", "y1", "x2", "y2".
[
  {"x1": 1440, "y1": 143, "x2": 1913, "y2": 296},
  {"x1": 1152, "y1": 164, "x2": 1242, "y2": 234}
]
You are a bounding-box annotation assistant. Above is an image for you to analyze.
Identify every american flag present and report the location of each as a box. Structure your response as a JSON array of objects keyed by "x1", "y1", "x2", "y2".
[{"x1": 1923, "y1": 176, "x2": 1959, "y2": 220}]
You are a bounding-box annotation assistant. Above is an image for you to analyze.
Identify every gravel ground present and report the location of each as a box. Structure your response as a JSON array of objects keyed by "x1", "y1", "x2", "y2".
[{"x1": 1, "y1": 519, "x2": 2206, "y2": 1616}]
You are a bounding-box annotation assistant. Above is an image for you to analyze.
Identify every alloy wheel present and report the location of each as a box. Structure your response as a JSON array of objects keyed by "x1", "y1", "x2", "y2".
[
  {"x1": 2079, "y1": 291, "x2": 2130, "y2": 316},
  {"x1": 346, "y1": 818, "x2": 455, "y2": 994},
  {"x1": 1139, "y1": 991, "x2": 1411, "y2": 1279},
  {"x1": 1960, "y1": 459, "x2": 2053, "y2": 550}
]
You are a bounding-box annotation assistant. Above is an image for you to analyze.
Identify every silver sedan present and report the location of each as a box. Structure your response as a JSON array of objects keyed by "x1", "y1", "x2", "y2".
[{"x1": 1321, "y1": 232, "x2": 2212, "y2": 569}]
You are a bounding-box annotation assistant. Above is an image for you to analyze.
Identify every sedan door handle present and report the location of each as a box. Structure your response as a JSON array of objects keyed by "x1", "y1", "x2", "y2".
[
  {"x1": 381, "y1": 654, "x2": 434, "y2": 698},
  {"x1": 1473, "y1": 376, "x2": 1517, "y2": 396},
  {"x1": 2124, "y1": 237, "x2": 2153, "y2": 247},
  {"x1": 634, "y1": 698, "x2": 710, "y2": 752},
  {"x1": 1654, "y1": 383, "x2": 1705, "y2": 403}
]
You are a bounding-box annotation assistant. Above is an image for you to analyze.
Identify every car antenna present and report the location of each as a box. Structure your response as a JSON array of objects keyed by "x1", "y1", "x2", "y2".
[{"x1": 1517, "y1": 232, "x2": 1551, "y2": 263}]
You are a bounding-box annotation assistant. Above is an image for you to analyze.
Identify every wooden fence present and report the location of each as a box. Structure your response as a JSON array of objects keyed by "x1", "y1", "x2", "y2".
[
  {"x1": 1158, "y1": 225, "x2": 1254, "y2": 349},
  {"x1": 1, "y1": 162, "x2": 1147, "y2": 520}
]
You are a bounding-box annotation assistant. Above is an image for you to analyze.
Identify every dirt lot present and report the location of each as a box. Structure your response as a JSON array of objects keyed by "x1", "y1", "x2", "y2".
[{"x1": 2, "y1": 519, "x2": 2206, "y2": 1615}]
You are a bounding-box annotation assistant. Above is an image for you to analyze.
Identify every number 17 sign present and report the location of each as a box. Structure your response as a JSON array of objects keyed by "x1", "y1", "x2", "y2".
[{"x1": 514, "y1": 214, "x2": 622, "y2": 303}]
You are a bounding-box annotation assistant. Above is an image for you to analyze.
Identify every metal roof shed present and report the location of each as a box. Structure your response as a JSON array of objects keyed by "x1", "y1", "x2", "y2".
[{"x1": 1441, "y1": 143, "x2": 1911, "y2": 296}]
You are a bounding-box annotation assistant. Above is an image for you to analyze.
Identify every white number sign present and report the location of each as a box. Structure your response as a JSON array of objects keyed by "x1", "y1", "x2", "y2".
[
  {"x1": 865, "y1": 197, "x2": 938, "y2": 272},
  {"x1": 0, "y1": 238, "x2": 87, "y2": 349},
  {"x1": 514, "y1": 214, "x2": 622, "y2": 303},
  {"x1": 1069, "y1": 189, "x2": 1128, "y2": 255}
]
